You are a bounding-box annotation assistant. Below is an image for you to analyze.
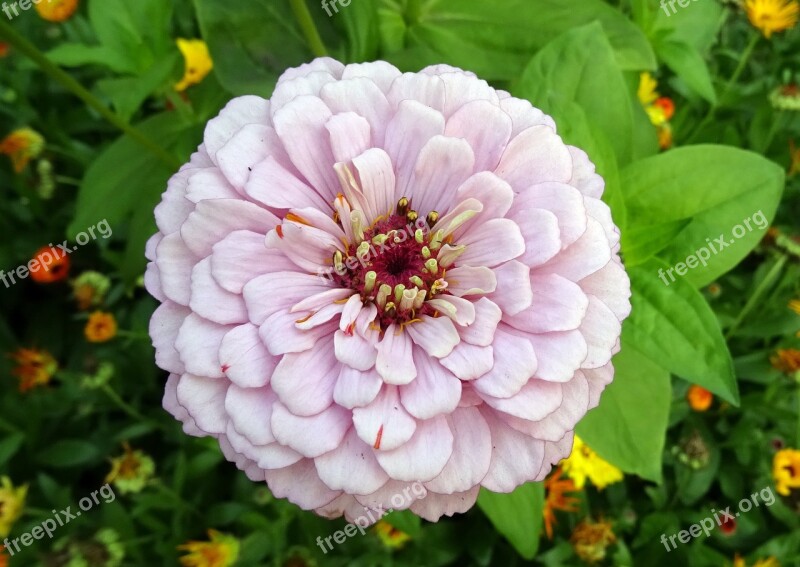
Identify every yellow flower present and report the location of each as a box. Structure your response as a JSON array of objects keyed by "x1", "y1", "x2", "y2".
[
  {"x1": 0, "y1": 128, "x2": 44, "y2": 173},
  {"x1": 561, "y1": 436, "x2": 623, "y2": 490},
  {"x1": 638, "y1": 72, "x2": 660, "y2": 106},
  {"x1": 790, "y1": 298, "x2": 800, "y2": 315},
  {"x1": 85, "y1": 311, "x2": 117, "y2": 343},
  {"x1": 106, "y1": 443, "x2": 155, "y2": 495},
  {"x1": 773, "y1": 448, "x2": 800, "y2": 496},
  {"x1": 0, "y1": 477, "x2": 27, "y2": 538},
  {"x1": 178, "y1": 529, "x2": 239, "y2": 567},
  {"x1": 657, "y1": 124, "x2": 673, "y2": 150},
  {"x1": 745, "y1": 0, "x2": 799, "y2": 37},
  {"x1": 734, "y1": 554, "x2": 782, "y2": 567},
  {"x1": 687, "y1": 385, "x2": 713, "y2": 411},
  {"x1": 9, "y1": 347, "x2": 58, "y2": 392},
  {"x1": 175, "y1": 39, "x2": 214, "y2": 92},
  {"x1": 770, "y1": 348, "x2": 800, "y2": 374},
  {"x1": 543, "y1": 468, "x2": 580, "y2": 539},
  {"x1": 374, "y1": 520, "x2": 411, "y2": 549},
  {"x1": 570, "y1": 518, "x2": 616, "y2": 564},
  {"x1": 35, "y1": 0, "x2": 79, "y2": 22}
]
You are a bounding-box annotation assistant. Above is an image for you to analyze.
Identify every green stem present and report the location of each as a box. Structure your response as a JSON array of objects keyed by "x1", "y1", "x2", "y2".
[
  {"x1": 0, "y1": 20, "x2": 181, "y2": 170},
  {"x1": 725, "y1": 253, "x2": 788, "y2": 340},
  {"x1": 686, "y1": 32, "x2": 760, "y2": 143},
  {"x1": 290, "y1": 0, "x2": 328, "y2": 57},
  {"x1": 100, "y1": 383, "x2": 159, "y2": 427}
]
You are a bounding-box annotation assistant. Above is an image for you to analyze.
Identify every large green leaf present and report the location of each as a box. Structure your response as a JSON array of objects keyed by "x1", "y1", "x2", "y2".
[
  {"x1": 576, "y1": 345, "x2": 670, "y2": 483},
  {"x1": 477, "y1": 482, "x2": 544, "y2": 559},
  {"x1": 654, "y1": 37, "x2": 717, "y2": 103},
  {"x1": 193, "y1": 0, "x2": 309, "y2": 96},
  {"x1": 380, "y1": 0, "x2": 656, "y2": 80},
  {"x1": 621, "y1": 145, "x2": 784, "y2": 287},
  {"x1": 625, "y1": 259, "x2": 738, "y2": 404},
  {"x1": 650, "y1": 0, "x2": 725, "y2": 54}
]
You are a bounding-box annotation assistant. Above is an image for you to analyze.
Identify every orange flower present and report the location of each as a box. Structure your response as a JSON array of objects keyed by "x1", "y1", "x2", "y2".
[
  {"x1": 29, "y1": 245, "x2": 71, "y2": 284},
  {"x1": 657, "y1": 124, "x2": 673, "y2": 150},
  {"x1": 0, "y1": 128, "x2": 44, "y2": 173},
  {"x1": 85, "y1": 311, "x2": 117, "y2": 343},
  {"x1": 374, "y1": 520, "x2": 411, "y2": 549},
  {"x1": 9, "y1": 348, "x2": 57, "y2": 392},
  {"x1": 771, "y1": 349, "x2": 800, "y2": 373},
  {"x1": 35, "y1": 0, "x2": 79, "y2": 22},
  {"x1": 0, "y1": 42, "x2": 9, "y2": 58},
  {"x1": 543, "y1": 468, "x2": 580, "y2": 539},
  {"x1": 178, "y1": 530, "x2": 239, "y2": 567},
  {"x1": 687, "y1": 385, "x2": 713, "y2": 411},
  {"x1": 0, "y1": 544, "x2": 7, "y2": 567},
  {"x1": 653, "y1": 97, "x2": 675, "y2": 121},
  {"x1": 570, "y1": 518, "x2": 616, "y2": 564}
]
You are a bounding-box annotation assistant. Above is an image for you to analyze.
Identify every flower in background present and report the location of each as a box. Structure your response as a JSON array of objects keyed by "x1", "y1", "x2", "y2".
[
  {"x1": 29, "y1": 244, "x2": 71, "y2": 284},
  {"x1": 49, "y1": 528, "x2": 125, "y2": 567},
  {"x1": 543, "y1": 468, "x2": 580, "y2": 539},
  {"x1": 637, "y1": 74, "x2": 675, "y2": 150},
  {"x1": 770, "y1": 84, "x2": 800, "y2": 111},
  {"x1": 175, "y1": 39, "x2": 214, "y2": 92},
  {"x1": 178, "y1": 530, "x2": 239, "y2": 567},
  {"x1": 105, "y1": 443, "x2": 155, "y2": 495},
  {"x1": 10, "y1": 347, "x2": 57, "y2": 392},
  {"x1": 0, "y1": 43, "x2": 9, "y2": 58},
  {"x1": 72, "y1": 271, "x2": 112, "y2": 310},
  {"x1": 0, "y1": 477, "x2": 27, "y2": 538},
  {"x1": 789, "y1": 298, "x2": 800, "y2": 315},
  {"x1": 570, "y1": 518, "x2": 616, "y2": 564},
  {"x1": 561, "y1": 436, "x2": 623, "y2": 490},
  {"x1": 35, "y1": 0, "x2": 79, "y2": 22},
  {"x1": 374, "y1": 520, "x2": 411, "y2": 549},
  {"x1": 773, "y1": 448, "x2": 800, "y2": 496},
  {"x1": 770, "y1": 348, "x2": 800, "y2": 374},
  {"x1": 80, "y1": 361, "x2": 115, "y2": 390},
  {"x1": 0, "y1": 127, "x2": 44, "y2": 172},
  {"x1": 745, "y1": 0, "x2": 799, "y2": 37},
  {"x1": 85, "y1": 311, "x2": 117, "y2": 343},
  {"x1": 687, "y1": 385, "x2": 713, "y2": 411},
  {"x1": 790, "y1": 140, "x2": 800, "y2": 177},
  {"x1": 707, "y1": 282, "x2": 723, "y2": 298},
  {"x1": 0, "y1": 545, "x2": 7, "y2": 567},
  {"x1": 733, "y1": 553, "x2": 781, "y2": 567},
  {"x1": 148, "y1": 58, "x2": 631, "y2": 522}
]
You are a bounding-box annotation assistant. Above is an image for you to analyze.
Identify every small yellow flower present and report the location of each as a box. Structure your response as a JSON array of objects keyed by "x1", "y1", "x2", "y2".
[
  {"x1": 374, "y1": 520, "x2": 411, "y2": 549},
  {"x1": 0, "y1": 127, "x2": 44, "y2": 173},
  {"x1": 745, "y1": 0, "x2": 799, "y2": 37},
  {"x1": 9, "y1": 347, "x2": 58, "y2": 392},
  {"x1": 773, "y1": 448, "x2": 800, "y2": 496},
  {"x1": 0, "y1": 477, "x2": 28, "y2": 538},
  {"x1": 770, "y1": 348, "x2": 800, "y2": 374},
  {"x1": 175, "y1": 39, "x2": 214, "y2": 92},
  {"x1": 790, "y1": 298, "x2": 800, "y2": 315},
  {"x1": 85, "y1": 311, "x2": 117, "y2": 343},
  {"x1": 178, "y1": 529, "x2": 239, "y2": 567},
  {"x1": 687, "y1": 385, "x2": 713, "y2": 411},
  {"x1": 734, "y1": 554, "x2": 782, "y2": 567},
  {"x1": 561, "y1": 436, "x2": 623, "y2": 490},
  {"x1": 35, "y1": 0, "x2": 79, "y2": 22},
  {"x1": 106, "y1": 443, "x2": 155, "y2": 495},
  {"x1": 638, "y1": 72, "x2": 660, "y2": 106},
  {"x1": 570, "y1": 518, "x2": 616, "y2": 564}
]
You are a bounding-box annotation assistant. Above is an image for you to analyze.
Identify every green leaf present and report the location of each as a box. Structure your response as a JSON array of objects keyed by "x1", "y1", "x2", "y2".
[
  {"x1": 385, "y1": 509, "x2": 422, "y2": 537},
  {"x1": 651, "y1": 0, "x2": 725, "y2": 54},
  {"x1": 576, "y1": 344, "x2": 670, "y2": 482},
  {"x1": 193, "y1": 0, "x2": 309, "y2": 96},
  {"x1": 96, "y1": 52, "x2": 180, "y2": 121},
  {"x1": 46, "y1": 43, "x2": 135, "y2": 74},
  {"x1": 336, "y1": 0, "x2": 380, "y2": 61},
  {"x1": 0, "y1": 432, "x2": 24, "y2": 467},
  {"x1": 622, "y1": 219, "x2": 691, "y2": 266},
  {"x1": 654, "y1": 38, "x2": 716, "y2": 103},
  {"x1": 621, "y1": 145, "x2": 784, "y2": 287},
  {"x1": 380, "y1": 0, "x2": 656, "y2": 81},
  {"x1": 37, "y1": 440, "x2": 101, "y2": 468},
  {"x1": 477, "y1": 482, "x2": 544, "y2": 559},
  {"x1": 625, "y1": 259, "x2": 738, "y2": 404},
  {"x1": 516, "y1": 22, "x2": 636, "y2": 168}
]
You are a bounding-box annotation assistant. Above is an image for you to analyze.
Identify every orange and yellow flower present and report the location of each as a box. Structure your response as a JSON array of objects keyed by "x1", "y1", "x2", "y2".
[
  {"x1": 0, "y1": 544, "x2": 8, "y2": 567},
  {"x1": 105, "y1": 443, "x2": 155, "y2": 494},
  {"x1": 770, "y1": 349, "x2": 800, "y2": 374},
  {"x1": 745, "y1": 0, "x2": 799, "y2": 37},
  {"x1": 570, "y1": 518, "x2": 616, "y2": 564},
  {"x1": 638, "y1": 74, "x2": 675, "y2": 150},
  {"x1": 175, "y1": 39, "x2": 214, "y2": 92},
  {"x1": 733, "y1": 553, "x2": 782, "y2": 566},
  {"x1": 543, "y1": 468, "x2": 580, "y2": 539},
  {"x1": 0, "y1": 476, "x2": 27, "y2": 538},
  {"x1": 561, "y1": 436, "x2": 623, "y2": 490},
  {"x1": 178, "y1": 529, "x2": 239, "y2": 567},
  {"x1": 0, "y1": 127, "x2": 44, "y2": 173},
  {"x1": 85, "y1": 311, "x2": 117, "y2": 343},
  {"x1": 773, "y1": 448, "x2": 800, "y2": 496},
  {"x1": 35, "y1": 0, "x2": 79, "y2": 22},
  {"x1": 9, "y1": 347, "x2": 57, "y2": 392},
  {"x1": 29, "y1": 245, "x2": 71, "y2": 284},
  {"x1": 374, "y1": 520, "x2": 411, "y2": 549},
  {"x1": 72, "y1": 271, "x2": 111, "y2": 310},
  {"x1": 687, "y1": 385, "x2": 713, "y2": 411}
]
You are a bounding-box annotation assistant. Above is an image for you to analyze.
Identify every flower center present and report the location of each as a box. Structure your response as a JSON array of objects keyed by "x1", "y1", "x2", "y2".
[{"x1": 328, "y1": 197, "x2": 461, "y2": 330}]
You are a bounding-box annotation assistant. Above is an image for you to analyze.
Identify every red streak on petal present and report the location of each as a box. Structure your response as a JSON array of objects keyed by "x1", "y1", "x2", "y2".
[
  {"x1": 345, "y1": 322, "x2": 355, "y2": 336},
  {"x1": 221, "y1": 364, "x2": 230, "y2": 373},
  {"x1": 276, "y1": 225, "x2": 284, "y2": 239},
  {"x1": 373, "y1": 425, "x2": 384, "y2": 449}
]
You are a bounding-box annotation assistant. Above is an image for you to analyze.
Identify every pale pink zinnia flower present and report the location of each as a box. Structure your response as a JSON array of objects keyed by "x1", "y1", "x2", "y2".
[{"x1": 146, "y1": 58, "x2": 631, "y2": 522}]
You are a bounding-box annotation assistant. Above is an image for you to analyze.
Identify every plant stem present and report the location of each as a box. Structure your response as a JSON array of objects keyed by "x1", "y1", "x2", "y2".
[
  {"x1": 100, "y1": 383, "x2": 159, "y2": 427},
  {"x1": 725, "y1": 253, "x2": 788, "y2": 340},
  {"x1": 0, "y1": 20, "x2": 181, "y2": 170},
  {"x1": 686, "y1": 32, "x2": 760, "y2": 143},
  {"x1": 290, "y1": 0, "x2": 328, "y2": 57}
]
